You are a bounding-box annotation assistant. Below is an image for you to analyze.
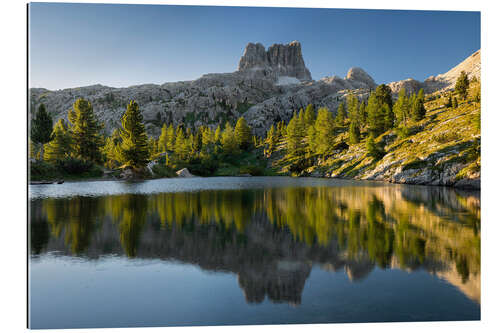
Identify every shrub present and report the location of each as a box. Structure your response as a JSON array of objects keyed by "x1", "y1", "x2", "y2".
[
  {"x1": 56, "y1": 158, "x2": 94, "y2": 175},
  {"x1": 239, "y1": 165, "x2": 264, "y2": 176}
]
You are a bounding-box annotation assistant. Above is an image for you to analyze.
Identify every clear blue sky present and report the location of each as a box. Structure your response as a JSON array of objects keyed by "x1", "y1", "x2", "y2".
[{"x1": 29, "y1": 3, "x2": 480, "y2": 90}]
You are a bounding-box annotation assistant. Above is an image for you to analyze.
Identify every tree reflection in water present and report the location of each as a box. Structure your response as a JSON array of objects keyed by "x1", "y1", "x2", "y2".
[{"x1": 30, "y1": 184, "x2": 480, "y2": 304}]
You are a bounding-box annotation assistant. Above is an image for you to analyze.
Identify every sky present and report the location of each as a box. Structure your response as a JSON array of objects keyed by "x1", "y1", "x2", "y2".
[{"x1": 29, "y1": 3, "x2": 480, "y2": 90}]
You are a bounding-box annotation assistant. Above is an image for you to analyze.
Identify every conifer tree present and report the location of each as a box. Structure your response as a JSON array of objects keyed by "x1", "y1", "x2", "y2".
[
  {"x1": 366, "y1": 133, "x2": 382, "y2": 159},
  {"x1": 158, "y1": 123, "x2": 169, "y2": 153},
  {"x1": 393, "y1": 88, "x2": 409, "y2": 126},
  {"x1": 174, "y1": 127, "x2": 189, "y2": 160},
  {"x1": 452, "y1": 97, "x2": 459, "y2": 109},
  {"x1": 102, "y1": 129, "x2": 122, "y2": 169},
  {"x1": 234, "y1": 117, "x2": 252, "y2": 150},
  {"x1": 166, "y1": 124, "x2": 175, "y2": 151},
  {"x1": 348, "y1": 120, "x2": 360, "y2": 145},
  {"x1": 304, "y1": 104, "x2": 316, "y2": 127},
  {"x1": 383, "y1": 103, "x2": 395, "y2": 130},
  {"x1": 358, "y1": 101, "x2": 367, "y2": 126},
  {"x1": 366, "y1": 94, "x2": 385, "y2": 136},
  {"x1": 411, "y1": 89, "x2": 426, "y2": 121},
  {"x1": 335, "y1": 102, "x2": 346, "y2": 126},
  {"x1": 214, "y1": 125, "x2": 222, "y2": 143},
  {"x1": 202, "y1": 126, "x2": 215, "y2": 147},
  {"x1": 286, "y1": 114, "x2": 303, "y2": 158},
  {"x1": 31, "y1": 103, "x2": 53, "y2": 160},
  {"x1": 306, "y1": 125, "x2": 317, "y2": 156},
  {"x1": 45, "y1": 119, "x2": 72, "y2": 162},
  {"x1": 118, "y1": 100, "x2": 150, "y2": 168},
  {"x1": 347, "y1": 94, "x2": 359, "y2": 122},
  {"x1": 265, "y1": 124, "x2": 278, "y2": 155},
  {"x1": 221, "y1": 122, "x2": 239, "y2": 155},
  {"x1": 68, "y1": 98, "x2": 102, "y2": 163},
  {"x1": 314, "y1": 107, "x2": 335, "y2": 155},
  {"x1": 374, "y1": 84, "x2": 393, "y2": 110},
  {"x1": 455, "y1": 71, "x2": 470, "y2": 100}
]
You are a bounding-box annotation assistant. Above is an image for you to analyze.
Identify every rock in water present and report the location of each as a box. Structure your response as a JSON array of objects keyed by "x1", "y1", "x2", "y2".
[{"x1": 176, "y1": 168, "x2": 195, "y2": 178}]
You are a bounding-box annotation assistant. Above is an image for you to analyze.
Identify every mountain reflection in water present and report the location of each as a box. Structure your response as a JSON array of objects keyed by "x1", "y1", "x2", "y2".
[{"x1": 30, "y1": 183, "x2": 480, "y2": 305}]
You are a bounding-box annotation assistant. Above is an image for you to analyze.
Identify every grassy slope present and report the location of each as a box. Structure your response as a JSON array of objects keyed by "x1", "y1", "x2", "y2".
[{"x1": 269, "y1": 85, "x2": 480, "y2": 187}]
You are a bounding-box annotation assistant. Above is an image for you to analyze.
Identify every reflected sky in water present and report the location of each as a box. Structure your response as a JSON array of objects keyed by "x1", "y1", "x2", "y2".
[{"x1": 29, "y1": 177, "x2": 480, "y2": 329}]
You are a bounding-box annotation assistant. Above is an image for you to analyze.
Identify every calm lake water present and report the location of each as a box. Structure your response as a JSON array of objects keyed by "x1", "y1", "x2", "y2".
[{"x1": 28, "y1": 177, "x2": 480, "y2": 329}]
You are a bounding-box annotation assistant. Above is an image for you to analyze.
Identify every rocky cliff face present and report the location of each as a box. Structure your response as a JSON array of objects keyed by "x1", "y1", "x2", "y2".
[
  {"x1": 238, "y1": 41, "x2": 312, "y2": 81},
  {"x1": 29, "y1": 43, "x2": 480, "y2": 138}
]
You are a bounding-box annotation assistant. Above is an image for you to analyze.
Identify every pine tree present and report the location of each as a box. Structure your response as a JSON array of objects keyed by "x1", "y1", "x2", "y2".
[
  {"x1": 358, "y1": 101, "x2": 367, "y2": 126},
  {"x1": 411, "y1": 89, "x2": 426, "y2": 121},
  {"x1": 393, "y1": 88, "x2": 409, "y2": 126},
  {"x1": 347, "y1": 94, "x2": 359, "y2": 122},
  {"x1": 304, "y1": 104, "x2": 316, "y2": 127},
  {"x1": 348, "y1": 120, "x2": 360, "y2": 145},
  {"x1": 221, "y1": 122, "x2": 239, "y2": 155},
  {"x1": 45, "y1": 119, "x2": 72, "y2": 162},
  {"x1": 366, "y1": 133, "x2": 382, "y2": 159},
  {"x1": 118, "y1": 100, "x2": 150, "y2": 168},
  {"x1": 374, "y1": 84, "x2": 393, "y2": 110},
  {"x1": 314, "y1": 107, "x2": 335, "y2": 155},
  {"x1": 234, "y1": 117, "x2": 252, "y2": 150},
  {"x1": 383, "y1": 103, "x2": 395, "y2": 130},
  {"x1": 31, "y1": 103, "x2": 53, "y2": 160},
  {"x1": 335, "y1": 102, "x2": 346, "y2": 126},
  {"x1": 366, "y1": 93, "x2": 385, "y2": 136},
  {"x1": 452, "y1": 97, "x2": 459, "y2": 109},
  {"x1": 455, "y1": 71, "x2": 470, "y2": 100},
  {"x1": 68, "y1": 98, "x2": 102, "y2": 163}
]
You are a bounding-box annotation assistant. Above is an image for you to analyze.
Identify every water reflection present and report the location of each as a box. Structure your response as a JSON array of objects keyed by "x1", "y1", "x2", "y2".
[{"x1": 30, "y1": 184, "x2": 480, "y2": 305}]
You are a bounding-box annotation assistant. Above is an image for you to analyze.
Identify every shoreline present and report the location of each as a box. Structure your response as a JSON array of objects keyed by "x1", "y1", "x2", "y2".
[{"x1": 29, "y1": 174, "x2": 480, "y2": 191}]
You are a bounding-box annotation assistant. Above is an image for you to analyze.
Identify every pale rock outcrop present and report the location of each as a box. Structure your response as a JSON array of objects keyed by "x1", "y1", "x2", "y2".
[{"x1": 176, "y1": 168, "x2": 195, "y2": 178}]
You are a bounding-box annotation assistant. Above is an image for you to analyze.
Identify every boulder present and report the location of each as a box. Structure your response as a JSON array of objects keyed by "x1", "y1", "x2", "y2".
[{"x1": 176, "y1": 168, "x2": 195, "y2": 178}]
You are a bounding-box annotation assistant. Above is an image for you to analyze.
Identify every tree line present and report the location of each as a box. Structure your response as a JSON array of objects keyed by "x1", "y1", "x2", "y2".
[{"x1": 30, "y1": 97, "x2": 255, "y2": 175}]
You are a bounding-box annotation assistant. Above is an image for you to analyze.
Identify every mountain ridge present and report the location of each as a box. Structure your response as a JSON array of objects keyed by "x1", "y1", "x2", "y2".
[{"x1": 29, "y1": 42, "x2": 480, "y2": 137}]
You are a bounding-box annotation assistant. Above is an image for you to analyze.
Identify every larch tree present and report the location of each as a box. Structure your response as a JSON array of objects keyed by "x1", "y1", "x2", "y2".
[
  {"x1": 31, "y1": 103, "x2": 53, "y2": 160},
  {"x1": 285, "y1": 114, "x2": 303, "y2": 158},
  {"x1": 45, "y1": 119, "x2": 72, "y2": 162},
  {"x1": 314, "y1": 107, "x2": 335, "y2": 156},
  {"x1": 68, "y1": 98, "x2": 103, "y2": 163},
  {"x1": 234, "y1": 117, "x2": 252, "y2": 150},
  {"x1": 304, "y1": 104, "x2": 316, "y2": 127},
  {"x1": 221, "y1": 122, "x2": 240, "y2": 155},
  {"x1": 118, "y1": 100, "x2": 150, "y2": 168},
  {"x1": 158, "y1": 124, "x2": 169, "y2": 153}
]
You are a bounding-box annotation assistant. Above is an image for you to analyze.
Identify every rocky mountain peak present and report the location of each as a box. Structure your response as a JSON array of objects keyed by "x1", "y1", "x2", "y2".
[
  {"x1": 345, "y1": 67, "x2": 377, "y2": 89},
  {"x1": 237, "y1": 41, "x2": 312, "y2": 81}
]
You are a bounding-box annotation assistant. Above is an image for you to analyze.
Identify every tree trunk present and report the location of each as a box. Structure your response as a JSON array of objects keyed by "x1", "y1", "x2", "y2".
[{"x1": 39, "y1": 144, "x2": 45, "y2": 161}]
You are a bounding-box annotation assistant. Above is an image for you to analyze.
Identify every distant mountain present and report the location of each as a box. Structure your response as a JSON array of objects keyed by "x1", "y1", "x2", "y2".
[
  {"x1": 388, "y1": 50, "x2": 481, "y2": 95},
  {"x1": 29, "y1": 42, "x2": 480, "y2": 137}
]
